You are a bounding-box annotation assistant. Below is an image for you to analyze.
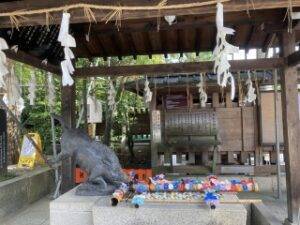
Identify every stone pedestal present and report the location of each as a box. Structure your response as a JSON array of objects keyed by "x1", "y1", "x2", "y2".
[
  {"x1": 50, "y1": 186, "x2": 247, "y2": 225},
  {"x1": 50, "y1": 187, "x2": 104, "y2": 225}
]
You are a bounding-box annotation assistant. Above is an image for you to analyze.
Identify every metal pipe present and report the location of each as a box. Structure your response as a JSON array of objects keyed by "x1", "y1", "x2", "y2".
[{"x1": 274, "y1": 69, "x2": 282, "y2": 199}]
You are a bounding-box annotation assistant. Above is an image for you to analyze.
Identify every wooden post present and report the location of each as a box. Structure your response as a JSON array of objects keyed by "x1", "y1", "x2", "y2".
[
  {"x1": 150, "y1": 88, "x2": 158, "y2": 168},
  {"x1": 0, "y1": 109, "x2": 7, "y2": 175},
  {"x1": 212, "y1": 92, "x2": 220, "y2": 108},
  {"x1": 274, "y1": 69, "x2": 282, "y2": 200},
  {"x1": 61, "y1": 83, "x2": 76, "y2": 193},
  {"x1": 82, "y1": 79, "x2": 88, "y2": 132},
  {"x1": 225, "y1": 92, "x2": 233, "y2": 108},
  {"x1": 279, "y1": 31, "x2": 300, "y2": 224}
]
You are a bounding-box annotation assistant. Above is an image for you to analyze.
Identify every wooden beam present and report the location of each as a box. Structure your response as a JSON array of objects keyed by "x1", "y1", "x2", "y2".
[
  {"x1": 74, "y1": 58, "x2": 285, "y2": 77},
  {"x1": 262, "y1": 33, "x2": 276, "y2": 53},
  {"x1": 279, "y1": 31, "x2": 300, "y2": 224},
  {"x1": 4, "y1": 49, "x2": 61, "y2": 75},
  {"x1": 245, "y1": 25, "x2": 255, "y2": 53},
  {"x1": 0, "y1": 0, "x2": 298, "y2": 28},
  {"x1": 89, "y1": 10, "x2": 284, "y2": 36}
]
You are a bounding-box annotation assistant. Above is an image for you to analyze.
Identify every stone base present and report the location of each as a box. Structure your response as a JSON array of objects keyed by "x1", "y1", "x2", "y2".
[
  {"x1": 50, "y1": 187, "x2": 105, "y2": 225},
  {"x1": 50, "y1": 186, "x2": 247, "y2": 225},
  {"x1": 76, "y1": 182, "x2": 115, "y2": 196},
  {"x1": 0, "y1": 167, "x2": 53, "y2": 220}
]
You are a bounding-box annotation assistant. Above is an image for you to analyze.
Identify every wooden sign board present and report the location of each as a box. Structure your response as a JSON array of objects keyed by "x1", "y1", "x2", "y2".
[{"x1": 18, "y1": 133, "x2": 44, "y2": 169}]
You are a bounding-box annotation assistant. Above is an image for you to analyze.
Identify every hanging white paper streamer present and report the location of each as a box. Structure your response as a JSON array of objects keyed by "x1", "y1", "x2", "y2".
[
  {"x1": 58, "y1": 13, "x2": 76, "y2": 86},
  {"x1": 143, "y1": 77, "x2": 152, "y2": 106},
  {"x1": 213, "y1": 2, "x2": 239, "y2": 100},
  {"x1": 0, "y1": 38, "x2": 9, "y2": 88},
  {"x1": 244, "y1": 71, "x2": 257, "y2": 104},
  {"x1": 108, "y1": 79, "x2": 116, "y2": 111},
  {"x1": 11, "y1": 45, "x2": 18, "y2": 53},
  {"x1": 197, "y1": 74, "x2": 207, "y2": 108},
  {"x1": 87, "y1": 95, "x2": 103, "y2": 123},
  {"x1": 47, "y1": 72, "x2": 56, "y2": 108},
  {"x1": 28, "y1": 70, "x2": 36, "y2": 105},
  {"x1": 3, "y1": 65, "x2": 24, "y2": 116}
]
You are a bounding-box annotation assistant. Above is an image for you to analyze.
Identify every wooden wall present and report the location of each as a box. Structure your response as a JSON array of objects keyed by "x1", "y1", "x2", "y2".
[
  {"x1": 260, "y1": 92, "x2": 284, "y2": 145},
  {"x1": 216, "y1": 107, "x2": 256, "y2": 152}
]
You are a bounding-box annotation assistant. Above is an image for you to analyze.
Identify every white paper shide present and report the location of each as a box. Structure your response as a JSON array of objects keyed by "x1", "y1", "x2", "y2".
[
  {"x1": 213, "y1": 2, "x2": 239, "y2": 100},
  {"x1": 28, "y1": 70, "x2": 36, "y2": 106},
  {"x1": 0, "y1": 38, "x2": 9, "y2": 88},
  {"x1": 244, "y1": 71, "x2": 257, "y2": 104},
  {"x1": 58, "y1": 13, "x2": 76, "y2": 86},
  {"x1": 144, "y1": 77, "x2": 152, "y2": 106},
  {"x1": 197, "y1": 74, "x2": 207, "y2": 108}
]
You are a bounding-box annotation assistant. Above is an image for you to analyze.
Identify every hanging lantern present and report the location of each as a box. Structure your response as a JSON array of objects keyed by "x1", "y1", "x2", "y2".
[
  {"x1": 0, "y1": 38, "x2": 9, "y2": 88},
  {"x1": 144, "y1": 77, "x2": 152, "y2": 107},
  {"x1": 244, "y1": 71, "x2": 257, "y2": 104},
  {"x1": 28, "y1": 70, "x2": 36, "y2": 106},
  {"x1": 213, "y1": 2, "x2": 239, "y2": 100},
  {"x1": 197, "y1": 74, "x2": 207, "y2": 108},
  {"x1": 58, "y1": 12, "x2": 76, "y2": 86},
  {"x1": 47, "y1": 72, "x2": 56, "y2": 108}
]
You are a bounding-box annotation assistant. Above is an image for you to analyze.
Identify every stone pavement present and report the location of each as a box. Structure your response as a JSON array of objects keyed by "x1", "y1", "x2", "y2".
[
  {"x1": 238, "y1": 191, "x2": 288, "y2": 223},
  {"x1": 1, "y1": 197, "x2": 50, "y2": 225}
]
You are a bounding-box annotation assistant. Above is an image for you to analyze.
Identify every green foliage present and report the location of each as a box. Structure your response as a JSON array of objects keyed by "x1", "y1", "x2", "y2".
[
  {"x1": 13, "y1": 52, "x2": 213, "y2": 154},
  {"x1": 14, "y1": 62, "x2": 61, "y2": 155}
]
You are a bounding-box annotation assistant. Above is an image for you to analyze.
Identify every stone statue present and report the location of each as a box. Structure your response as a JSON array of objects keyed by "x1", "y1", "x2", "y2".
[{"x1": 51, "y1": 114, "x2": 128, "y2": 196}]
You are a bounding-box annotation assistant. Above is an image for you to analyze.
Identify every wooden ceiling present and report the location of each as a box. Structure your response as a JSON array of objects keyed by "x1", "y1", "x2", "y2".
[{"x1": 0, "y1": 0, "x2": 299, "y2": 66}]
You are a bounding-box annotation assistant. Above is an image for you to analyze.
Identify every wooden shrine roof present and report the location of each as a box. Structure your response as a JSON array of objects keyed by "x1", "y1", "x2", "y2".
[{"x1": 0, "y1": 0, "x2": 299, "y2": 69}]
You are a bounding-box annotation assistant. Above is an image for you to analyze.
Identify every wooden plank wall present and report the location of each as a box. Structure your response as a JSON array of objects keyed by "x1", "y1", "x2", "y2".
[
  {"x1": 260, "y1": 92, "x2": 284, "y2": 145},
  {"x1": 216, "y1": 107, "x2": 242, "y2": 152},
  {"x1": 216, "y1": 106, "x2": 256, "y2": 152},
  {"x1": 242, "y1": 107, "x2": 256, "y2": 151}
]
